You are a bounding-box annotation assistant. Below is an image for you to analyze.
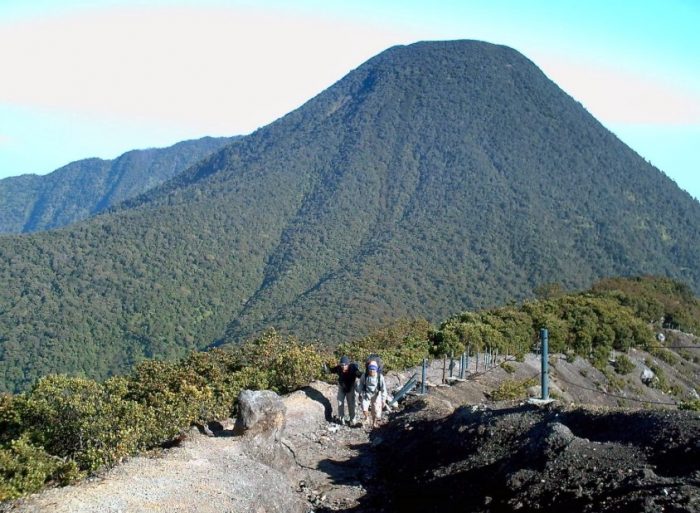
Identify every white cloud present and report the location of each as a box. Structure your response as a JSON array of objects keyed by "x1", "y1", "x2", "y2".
[
  {"x1": 0, "y1": 5, "x2": 416, "y2": 135},
  {"x1": 535, "y1": 53, "x2": 700, "y2": 125}
]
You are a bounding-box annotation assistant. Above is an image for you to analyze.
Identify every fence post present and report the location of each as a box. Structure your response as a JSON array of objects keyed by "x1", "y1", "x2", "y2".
[
  {"x1": 476, "y1": 351, "x2": 480, "y2": 372},
  {"x1": 540, "y1": 328, "x2": 549, "y2": 400},
  {"x1": 449, "y1": 351, "x2": 454, "y2": 378},
  {"x1": 442, "y1": 354, "x2": 447, "y2": 383},
  {"x1": 420, "y1": 358, "x2": 427, "y2": 394},
  {"x1": 466, "y1": 346, "x2": 470, "y2": 376}
]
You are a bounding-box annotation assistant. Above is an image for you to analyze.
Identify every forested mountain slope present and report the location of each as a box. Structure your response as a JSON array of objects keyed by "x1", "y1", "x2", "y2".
[
  {"x1": 1, "y1": 40, "x2": 698, "y2": 392},
  {"x1": 0, "y1": 136, "x2": 234, "y2": 233}
]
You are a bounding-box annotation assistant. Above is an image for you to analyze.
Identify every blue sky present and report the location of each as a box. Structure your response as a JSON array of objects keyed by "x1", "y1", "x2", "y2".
[{"x1": 0, "y1": 0, "x2": 698, "y2": 200}]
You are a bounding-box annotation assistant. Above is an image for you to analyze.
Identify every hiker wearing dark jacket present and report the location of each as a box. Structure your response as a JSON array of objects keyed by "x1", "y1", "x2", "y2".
[{"x1": 328, "y1": 356, "x2": 362, "y2": 425}]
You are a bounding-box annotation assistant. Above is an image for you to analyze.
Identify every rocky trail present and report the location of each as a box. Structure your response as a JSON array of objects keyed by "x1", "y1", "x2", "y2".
[{"x1": 3, "y1": 343, "x2": 700, "y2": 513}]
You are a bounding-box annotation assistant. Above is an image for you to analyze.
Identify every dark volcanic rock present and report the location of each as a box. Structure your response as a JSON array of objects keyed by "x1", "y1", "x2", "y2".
[{"x1": 371, "y1": 401, "x2": 700, "y2": 512}]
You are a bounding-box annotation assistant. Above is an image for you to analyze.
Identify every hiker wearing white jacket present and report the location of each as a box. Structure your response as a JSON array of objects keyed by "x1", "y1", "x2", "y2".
[{"x1": 358, "y1": 361, "x2": 387, "y2": 429}]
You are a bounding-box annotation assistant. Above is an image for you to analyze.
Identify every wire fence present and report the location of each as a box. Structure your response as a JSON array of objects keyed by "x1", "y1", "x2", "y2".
[{"x1": 419, "y1": 344, "x2": 691, "y2": 408}]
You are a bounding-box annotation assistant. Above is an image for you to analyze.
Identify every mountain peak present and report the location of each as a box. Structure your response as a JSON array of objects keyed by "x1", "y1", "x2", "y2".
[{"x1": 0, "y1": 40, "x2": 698, "y2": 392}]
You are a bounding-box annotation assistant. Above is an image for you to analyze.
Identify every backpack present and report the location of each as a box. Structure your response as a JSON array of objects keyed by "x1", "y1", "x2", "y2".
[
  {"x1": 363, "y1": 354, "x2": 384, "y2": 394},
  {"x1": 365, "y1": 354, "x2": 383, "y2": 374}
]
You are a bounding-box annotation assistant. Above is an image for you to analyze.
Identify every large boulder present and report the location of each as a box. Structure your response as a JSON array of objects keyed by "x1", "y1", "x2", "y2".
[
  {"x1": 235, "y1": 389, "x2": 287, "y2": 437},
  {"x1": 234, "y1": 389, "x2": 294, "y2": 472}
]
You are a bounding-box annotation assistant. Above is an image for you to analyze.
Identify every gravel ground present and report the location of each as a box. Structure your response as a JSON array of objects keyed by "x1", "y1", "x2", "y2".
[{"x1": 2, "y1": 430, "x2": 306, "y2": 513}]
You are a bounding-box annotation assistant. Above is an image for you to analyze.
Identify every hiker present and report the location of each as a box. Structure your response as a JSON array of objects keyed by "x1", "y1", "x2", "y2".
[
  {"x1": 327, "y1": 355, "x2": 362, "y2": 425},
  {"x1": 359, "y1": 355, "x2": 388, "y2": 429}
]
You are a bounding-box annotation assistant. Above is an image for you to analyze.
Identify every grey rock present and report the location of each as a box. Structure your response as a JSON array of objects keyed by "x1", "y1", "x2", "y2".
[
  {"x1": 234, "y1": 389, "x2": 294, "y2": 473},
  {"x1": 235, "y1": 389, "x2": 287, "y2": 437}
]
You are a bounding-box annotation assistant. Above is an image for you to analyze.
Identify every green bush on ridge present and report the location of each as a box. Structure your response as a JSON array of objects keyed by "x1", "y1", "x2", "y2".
[{"x1": 431, "y1": 290, "x2": 654, "y2": 363}]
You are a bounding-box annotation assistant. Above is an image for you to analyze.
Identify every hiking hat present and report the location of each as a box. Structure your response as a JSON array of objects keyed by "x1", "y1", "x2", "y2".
[{"x1": 339, "y1": 355, "x2": 350, "y2": 365}]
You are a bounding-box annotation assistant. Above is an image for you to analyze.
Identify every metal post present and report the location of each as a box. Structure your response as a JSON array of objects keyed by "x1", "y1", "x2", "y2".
[
  {"x1": 421, "y1": 358, "x2": 427, "y2": 394},
  {"x1": 442, "y1": 354, "x2": 447, "y2": 383},
  {"x1": 466, "y1": 346, "x2": 470, "y2": 375},
  {"x1": 449, "y1": 351, "x2": 454, "y2": 378},
  {"x1": 459, "y1": 352, "x2": 465, "y2": 379},
  {"x1": 540, "y1": 328, "x2": 549, "y2": 400},
  {"x1": 476, "y1": 352, "x2": 480, "y2": 372}
]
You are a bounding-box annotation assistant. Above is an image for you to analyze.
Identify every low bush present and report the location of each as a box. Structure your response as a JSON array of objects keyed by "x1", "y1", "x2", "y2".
[
  {"x1": 490, "y1": 377, "x2": 538, "y2": 401},
  {"x1": 614, "y1": 354, "x2": 635, "y2": 375},
  {"x1": 0, "y1": 436, "x2": 80, "y2": 501},
  {"x1": 649, "y1": 347, "x2": 679, "y2": 366},
  {"x1": 678, "y1": 399, "x2": 700, "y2": 411},
  {"x1": 501, "y1": 362, "x2": 516, "y2": 374}
]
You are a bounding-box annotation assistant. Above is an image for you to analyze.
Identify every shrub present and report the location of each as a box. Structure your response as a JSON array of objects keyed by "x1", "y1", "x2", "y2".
[
  {"x1": 0, "y1": 393, "x2": 21, "y2": 445},
  {"x1": 679, "y1": 399, "x2": 700, "y2": 411},
  {"x1": 15, "y1": 375, "x2": 154, "y2": 472},
  {"x1": 590, "y1": 344, "x2": 611, "y2": 371},
  {"x1": 614, "y1": 354, "x2": 635, "y2": 375},
  {"x1": 490, "y1": 377, "x2": 538, "y2": 401},
  {"x1": 501, "y1": 362, "x2": 516, "y2": 374},
  {"x1": 0, "y1": 436, "x2": 80, "y2": 500},
  {"x1": 649, "y1": 347, "x2": 679, "y2": 366},
  {"x1": 237, "y1": 329, "x2": 325, "y2": 394},
  {"x1": 125, "y1": 360, "x2": 215, "y2": 445}
]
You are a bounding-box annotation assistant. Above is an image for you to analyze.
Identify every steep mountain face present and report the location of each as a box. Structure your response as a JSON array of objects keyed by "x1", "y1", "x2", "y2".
[
  {"x1": 1, "y1": 40, "x2": 698, "y2": 392},
  {"x1": 0, "y1": 136, "x2": 235, "y2": 233}
]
